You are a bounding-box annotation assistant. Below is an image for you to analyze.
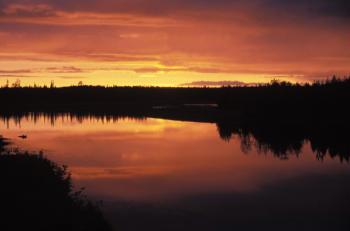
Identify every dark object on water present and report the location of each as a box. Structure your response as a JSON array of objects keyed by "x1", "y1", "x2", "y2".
[{"x1": 18, "y1": 135, "x2": 27, "y2": 139}]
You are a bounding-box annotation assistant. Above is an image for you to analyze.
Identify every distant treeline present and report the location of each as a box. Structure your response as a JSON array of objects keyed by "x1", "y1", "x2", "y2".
[
  {"x1": 219, "y1": 76, "x2": 350, "y2": 123},
  {"x1": 0, "y1": 76, "x2": 349, "y2": 123}
]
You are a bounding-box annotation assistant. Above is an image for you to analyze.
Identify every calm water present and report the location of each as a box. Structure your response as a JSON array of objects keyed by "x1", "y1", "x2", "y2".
[{"x1": 1, "y1": 114, "x2": 349, "y2": 230}]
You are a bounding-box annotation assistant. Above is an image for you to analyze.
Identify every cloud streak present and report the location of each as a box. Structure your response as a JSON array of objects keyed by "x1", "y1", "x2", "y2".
[{"x1": 0, "y1": 0, "x2": 349, "y2": 86}]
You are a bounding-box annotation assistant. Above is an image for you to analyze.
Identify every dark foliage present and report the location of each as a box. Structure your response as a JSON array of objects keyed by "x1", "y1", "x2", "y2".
[
  {"x1": 0, "y1": 147, "x2": 113, "y2": 231},
  {"x1": 0, "y1": 76, "x2": 349, "y2": 123},
  {"x1": 218, "y1": 77, "x2": 350, "y2": 124}
]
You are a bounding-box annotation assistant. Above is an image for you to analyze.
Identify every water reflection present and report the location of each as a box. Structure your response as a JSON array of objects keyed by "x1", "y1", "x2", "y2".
[
  {"x1": 217, "y1": 121, "x2": 350, "y2": 162},
  {"x1": 1, "y1": 113, "x2": 349, "y2": 230},
  {"x1": 1, "y1": 112, "x2": 349, "y2": 163}
]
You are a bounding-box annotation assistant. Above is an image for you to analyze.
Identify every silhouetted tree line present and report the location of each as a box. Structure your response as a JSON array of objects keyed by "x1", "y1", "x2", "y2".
[
  {"x1": 0, "y1": 138, "x2": 113, "y2": 231},
  {"x1": 0, "y1": 76, "x2": 349, "y2": 162},
  {"x1": 218, "y1": 76, "x2": 350, "y2": 123},
  {"x1": 213, "y1": 76, "x2": 350, "y2": 161},
  {"x1": 1, "y1": 76, "x2": 349, "y2": 122}
]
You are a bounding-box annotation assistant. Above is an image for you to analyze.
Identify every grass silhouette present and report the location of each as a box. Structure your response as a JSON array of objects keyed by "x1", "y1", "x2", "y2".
[{"x1": 0, "y1": 139, "x2": 113, "y2": 231}]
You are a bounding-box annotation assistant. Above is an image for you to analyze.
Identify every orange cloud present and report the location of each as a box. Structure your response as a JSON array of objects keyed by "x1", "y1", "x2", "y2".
[{"x1": 0, "y1": 0, "x2": 349, "y2": 86}]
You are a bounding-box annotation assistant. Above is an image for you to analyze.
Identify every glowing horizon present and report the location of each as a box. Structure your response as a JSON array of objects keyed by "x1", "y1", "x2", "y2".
[{"x1": 0, "y1": 0, "x2": 349, "y2": 87}]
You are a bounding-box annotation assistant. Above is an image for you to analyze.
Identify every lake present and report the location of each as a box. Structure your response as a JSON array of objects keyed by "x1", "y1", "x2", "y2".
[{"x1": 1, "y1": 113, "x2": 349, "y2": 230}]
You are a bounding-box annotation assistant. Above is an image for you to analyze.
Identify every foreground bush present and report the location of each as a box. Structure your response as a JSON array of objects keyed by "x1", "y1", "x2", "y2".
[{"x1": 0, "y1": 150, "x2": 112, "y2": 231}]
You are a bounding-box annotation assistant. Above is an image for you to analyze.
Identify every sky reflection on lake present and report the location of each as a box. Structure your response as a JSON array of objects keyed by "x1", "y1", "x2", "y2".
[{"x1": 1, "y1": 115, "x2": 348, "y2": 202}]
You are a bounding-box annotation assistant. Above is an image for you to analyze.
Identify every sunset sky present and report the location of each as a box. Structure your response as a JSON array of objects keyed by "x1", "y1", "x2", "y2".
[{"x1": 0, "y1": 0, "x2": 349, "y2": 87}]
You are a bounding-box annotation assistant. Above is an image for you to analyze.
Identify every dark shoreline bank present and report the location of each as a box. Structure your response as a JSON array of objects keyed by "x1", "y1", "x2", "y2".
[{"x1": 0, "y1": 138, "x2": 113, "y2": 231}]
